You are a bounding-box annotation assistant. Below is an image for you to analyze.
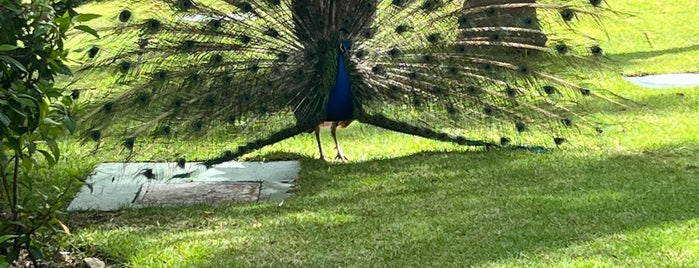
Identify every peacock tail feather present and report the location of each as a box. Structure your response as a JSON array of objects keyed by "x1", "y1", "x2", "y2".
[{"x1": 70, "y1": 0, "x2": 628, "y2": 164}]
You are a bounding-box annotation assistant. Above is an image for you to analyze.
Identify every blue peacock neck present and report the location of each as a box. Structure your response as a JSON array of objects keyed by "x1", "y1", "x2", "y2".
[{"x1": 325, "y1": 43, "x2": 354, "y2": 121}]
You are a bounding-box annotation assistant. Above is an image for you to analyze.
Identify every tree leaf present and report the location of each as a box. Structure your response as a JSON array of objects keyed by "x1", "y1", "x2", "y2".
[
  {"x1": 62, "y1": 116, "x2": 76, "y2": 133},
  {"x1": 73, "y1": 13, "x2": 101, "y2": 23},
  {"x1": 0, "y1": 55, "x2": 27, "y2": 73},
  {"x1": 38, "y1": 149, "x2": 57, "y2": 166},
  {"x1": 45, "y1": 139, "x2": 60, "y2": 161},
  {"x1": 0, "y1": 44, "x2": 17, "y2": 51},
  {"x1": 74, "y1": 25, "x2": 100, "y2": 38},
  {"x1": 27, "y1": 244, "x2": 44, "y2": 261},
  {"x1": 0, "y1": 234, "x2": 18, "y2": 244}
]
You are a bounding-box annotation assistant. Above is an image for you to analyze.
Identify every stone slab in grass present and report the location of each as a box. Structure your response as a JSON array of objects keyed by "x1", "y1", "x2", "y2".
[
  {"x1": 626, "y1": 73, "x2": 699, "y2": 88},
  {"x1": 67, "y1": 161, "x2": 300, "y2": 211},
  {"x1": 133, "y1": 181, "x2": 262, "y2": 205}
]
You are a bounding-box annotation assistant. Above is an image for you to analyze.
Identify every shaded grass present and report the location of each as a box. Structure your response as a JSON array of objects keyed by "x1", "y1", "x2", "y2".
[
  {"x1": 40, "y1": 0, "x2": 699, "y2": 267},
  {"x1": 67, "y1": 144, "x2": 699, "y2": 267}
]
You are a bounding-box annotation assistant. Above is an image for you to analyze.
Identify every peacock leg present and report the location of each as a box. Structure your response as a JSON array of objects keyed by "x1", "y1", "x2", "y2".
[
  {"x1": 314, "y1": 125, "x2": 325, "y2": 161},
  {"x1": 331, "y1": 122, "x2": 348, "y2": 161}
]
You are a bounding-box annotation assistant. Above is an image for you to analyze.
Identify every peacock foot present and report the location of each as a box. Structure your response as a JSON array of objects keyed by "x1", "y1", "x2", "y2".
[{"x1": 335, "y1": 153, "x2": 348, "y2": 161}]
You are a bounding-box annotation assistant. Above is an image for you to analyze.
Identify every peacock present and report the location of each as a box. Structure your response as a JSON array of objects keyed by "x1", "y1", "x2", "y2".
[{"x1": 70, "y1": 0, "x2": 626, "y2": 166}]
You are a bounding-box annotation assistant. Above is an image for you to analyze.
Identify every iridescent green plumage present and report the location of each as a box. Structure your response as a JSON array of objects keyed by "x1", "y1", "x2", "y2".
[{"x1": 71, "y1": 0, "x2": 626, "y2": 165}]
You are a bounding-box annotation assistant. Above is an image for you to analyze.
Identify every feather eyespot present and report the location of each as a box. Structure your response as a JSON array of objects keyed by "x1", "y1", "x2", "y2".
[
  {"x1": 174, "y1": 99, "x2": 183, "y2": 108},
  {"x1": 103, "y1": 102, "x2": 114, "y2": 113},
  {"x1": 276, "y1": 52, "x2": 289, "y2": 62},
  {"x1": 466, "y1": 86, "x2": 480, "y2": 95},
  {"x1": 500, "y1": 137, "x2": 510, "y2": 146},
  {"x1": 137, "y1": 93, "x2": 150, "y2": 104},
  {"x1": 515, "y1": 122, "x2": 527, "y2": 132},
  {"x1": 388, "y1": 48, "x2": 402, "y2": 58},
  {"x1": 561, "y1": 118, "x2": 572, "y2": 126},
  {"x1": 124, "y1": 137, "x2": 135, "y2": 150},
  {"x1": 580, "y1": 88, "x2": 592, "y2": 96},
  {"x1": 240, "y1": 35, "x2": 251, "y2": 44},
  {"x1": 590, "y1": 0, "x2": 603, "y2": 7},
  {"x1": 556, "y1": 43, "x2": 569, "y2": 54},
  {"x1": 590, "y1": 45, "x2": 603, "y2": 55},
  {"x1": 455, "y1": 136, "x2": 467, "y2": 145},
  {"x1": 90, "y1": 131, "x2": 101, "y2": 141},
  {"x1": 118, "y1": 61, "x2": 131, "y2": 74},
  {"x1": 208, "y1": 19, "x2": 221, "y2": 30},
  {"x1": 177, "y1": 0, "x2": 194, "y2": 11},
  {"x1": 238, "y1": 2, "x2": 253, "y2": 12},
  {"x1": 457, "y1": 15, "x2": 469, "y2": 28},
  {"x1": 447, "y1": 66, "x2": 459, "y2": 75},
  {"x1": 222, "y1": 76, "x2": 233, "y2": 85},
  {"x1": 506, "y1": 87, "x2": 517, "y2": 96},
  {"x1": 554, "y1": 137, "x2": 566, "y2": 145},
  {"x1": 412, "y1": 97, "x2": 422, "y2": 107},
  {"x1": 485, "y1": 7, "x2": 497, "y2": 16},
  {"x1": 395, "y1": 24, "x2": 410, "y2": 34},
  {"x1": 543, "y1": 85, "x2": 557, "y2": 95},
  {"x1": 446, "y1": 104, "x2": 457, "y2": 115},
  {"x1": 421, "y1": 0, "x2": 438, "y2": 11},
  {"x1": 118, "y1": 10, "x2": 132, "y2": 22},
  {"x1": 427, "y1": 33, "x2": 440, "y2": 44},
  {"x1": 455, "y1": 44, "x2": 467, "y2": 53},
  {"x1": 161, "y1": 125, "x2": 171, "y2": 135},
  {"x1": 372, "y1": 65, "x2": 385, "y2": 75},
  {"x1": 193, "y1": 120, "x2": 203, "y2": 131},
  {"x1": 265, "y1": 28, "x2": 279, "y2": 38},
  {"x1": 362, "y1": 29, "x2": 375, "y2": 39},
  {"x1": 560, "y1": 8, "x2": 575, "y2": 21},
  {"x1": 155, "y1": 70, "x2": 167, "y2": 81},
  {"x1": 518, "y1": 65, "x2": 529, "y2": 74},
  {"x1": 483, "y1": 106, "x2": 494, "y2": 116},
  {"x1": 144, "y1": 19, "x2": 161, "y2": 32},
  {"x1": 210, "y1": 54, "x2": 223, "y2": 65},
  {"x1": 355, "y1": 50, "x2": 368, "y2": 59},
  {"x1": 71, "y1": 90, "x2": 80, "y2": 100},
  {"x1": 182, "y1": 40, "x2": 196, "y2": 50},
  {"x1": 522, "y1": 17, "x2": 533, "y2": 26},
  {"x1": 88, "y1": 46, "x2": 99, "y2": 58},
  {"x1": 177, "y1": 158, "x2": 186, "y2": 168}
]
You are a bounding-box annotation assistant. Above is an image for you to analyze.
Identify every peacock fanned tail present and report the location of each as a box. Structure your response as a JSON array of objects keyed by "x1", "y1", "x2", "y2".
[{"x1": 72, "y1": 0, "x2": 626, "y2": 165}]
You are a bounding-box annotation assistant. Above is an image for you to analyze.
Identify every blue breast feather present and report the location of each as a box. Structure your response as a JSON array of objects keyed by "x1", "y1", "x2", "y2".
[{"x1": 325, "y1": 52, "x2": 354, "y2": 121}]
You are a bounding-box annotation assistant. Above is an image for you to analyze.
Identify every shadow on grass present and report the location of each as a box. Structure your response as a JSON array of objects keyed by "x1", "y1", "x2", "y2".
[
  {"x1": 67, "y1": 144, "x2": 699, "y2": 267},
  {"x1": 610, "y1": 44, "x2": 699, "y2": 71}
]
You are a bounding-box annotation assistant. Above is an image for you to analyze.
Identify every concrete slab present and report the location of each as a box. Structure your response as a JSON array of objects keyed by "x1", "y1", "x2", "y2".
[
  {"x1": 67, "y1": 161, "x2": 300, "y2": 211},
  {"x1": 626, "y1": 73, "x2": 699, "y2": 89}
]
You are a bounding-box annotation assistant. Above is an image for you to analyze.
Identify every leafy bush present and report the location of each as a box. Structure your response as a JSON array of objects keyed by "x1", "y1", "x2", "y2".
[{"x1": 0, "y1": 0, "x2": 98, "y2": 266}]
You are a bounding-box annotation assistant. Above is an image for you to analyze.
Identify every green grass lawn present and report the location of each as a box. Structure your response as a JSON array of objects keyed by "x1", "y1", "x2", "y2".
[{"x1": 43, "y1": 0, "x2": 699, "y2": 267}]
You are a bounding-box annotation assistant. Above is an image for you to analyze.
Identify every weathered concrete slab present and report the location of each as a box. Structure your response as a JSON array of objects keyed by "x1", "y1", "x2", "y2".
[
  {"x1": 626, "y1": 73, "x2": 699, "y2": 88},
  {"x1": 67, "y1": 161, "x2": 300, "y2": 211},
  {"x1": 134, "y1": 181, "x2": 261, "y2": 205}
]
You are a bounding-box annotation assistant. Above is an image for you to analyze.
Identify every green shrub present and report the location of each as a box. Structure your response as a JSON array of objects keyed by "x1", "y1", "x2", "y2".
[{"x1": 0, "y1": 0, "x2": 98, "y2": 266}]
